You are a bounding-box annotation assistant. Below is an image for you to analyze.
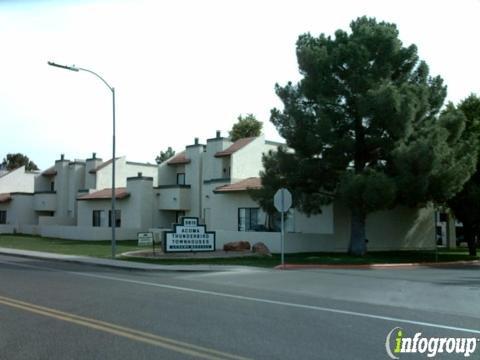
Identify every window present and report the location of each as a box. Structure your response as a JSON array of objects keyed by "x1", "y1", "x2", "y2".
[
  {"x1": 238, "y1": 208, "x2": 259, "y2": 231},
  {"x1": 108, "y1": 210, "x2": 121, "y2": 228},
  {"x1": 92, "y1": 210, "x2": 104, "y2": 227},
  {"x1": 50, "y1": 181, "x2": 55, "y2": 191},
  {"x1": 0, "y1": 211, "x2": 6, "y2": 224},
  {"x1": 176, "y1": 173, "x2": 185, "y2": 185}
]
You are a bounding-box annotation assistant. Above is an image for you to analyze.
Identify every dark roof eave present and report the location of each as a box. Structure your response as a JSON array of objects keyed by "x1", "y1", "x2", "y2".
[
  {"x1": 167, "y1": 159, "x2": 191, "y2": 165},
  {"x1": 77, "y1": 193, "x2": 130, "y2": 201},
  {"x1": 214, "y1": 187, "x2": 261, "y2": 194}
]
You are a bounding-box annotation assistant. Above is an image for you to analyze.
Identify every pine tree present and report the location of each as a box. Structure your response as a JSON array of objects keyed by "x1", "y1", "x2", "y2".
[{"x1": 258, "y1": 17, "x2": 478, "y2": 255}]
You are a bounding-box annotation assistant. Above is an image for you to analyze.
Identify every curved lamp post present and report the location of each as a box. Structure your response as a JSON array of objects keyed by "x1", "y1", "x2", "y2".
[{"x1": 48, "y1": 61, "x2": 117, "y2": 258}]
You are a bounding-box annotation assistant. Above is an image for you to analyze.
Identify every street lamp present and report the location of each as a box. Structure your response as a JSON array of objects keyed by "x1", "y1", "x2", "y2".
[{"x1": 48, "y1": 61, "x2": 117, "y2": 258}]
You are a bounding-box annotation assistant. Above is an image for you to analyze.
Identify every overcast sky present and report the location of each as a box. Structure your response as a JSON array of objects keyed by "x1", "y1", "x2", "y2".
[{"x1": 1, "y1": 0, "x2": 479, "y2": 169}]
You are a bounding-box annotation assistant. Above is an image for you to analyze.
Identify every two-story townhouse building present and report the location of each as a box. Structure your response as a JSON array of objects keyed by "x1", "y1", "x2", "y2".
[
  {"x1": 1, "y1": 153, "x2": 158, "y2": 239},
  {"x1": 0, "y1": 132, "x2": 437, "y2": 251},
  {"x1": 156, "y1": 131, "x2": 435, "y2": 253},
  {"x1": 0, "y1": 166, "x2": 38, "y2": 232}
]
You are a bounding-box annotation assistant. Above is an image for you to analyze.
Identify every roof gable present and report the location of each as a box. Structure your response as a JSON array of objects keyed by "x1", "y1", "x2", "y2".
[
  {"x1": 214, "y1": 177, "x2": 261, "y2": 193},
  {"x1": 214, "y1": 137, "x2": 256, "y2": 157},
  {"x1": 77, "y1": 187, "x2": 129, "y2": 200}
]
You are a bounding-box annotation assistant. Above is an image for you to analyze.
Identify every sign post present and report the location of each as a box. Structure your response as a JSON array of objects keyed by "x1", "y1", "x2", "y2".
[{"x1": 274, "y1": 188, "x2": 292, "y2": 268}]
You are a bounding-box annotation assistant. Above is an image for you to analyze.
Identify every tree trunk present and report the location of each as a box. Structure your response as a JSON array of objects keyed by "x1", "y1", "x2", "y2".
[
  {"x1": 349, "y1": 210, "x2": 367, "y2": 256},
  {"x1": 464, "y1": 223, "x2": 477, "y2": 257}
]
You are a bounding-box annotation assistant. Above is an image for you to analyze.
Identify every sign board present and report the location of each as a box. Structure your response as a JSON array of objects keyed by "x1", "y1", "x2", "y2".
[
  {"x1": 137, "y1": 232, "x2": 154, "y2": 246},
  {"x1": 164, "y1": 217, "x2": 215, "y2": 253},
  {"x1": 274, "y1": 188, "x2": 292, "y2": 213}
]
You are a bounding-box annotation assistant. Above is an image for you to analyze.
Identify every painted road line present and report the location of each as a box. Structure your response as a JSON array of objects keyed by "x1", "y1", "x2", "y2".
[
  {"x1": 75, "y1": 272, "x2": 480, "y2": 335},
  {"x1": 2, "y1": 258, "x2": 480, "y2": 336},
  {"x1": 0, "y1": 295, "x2": 250, "y2": 360}
]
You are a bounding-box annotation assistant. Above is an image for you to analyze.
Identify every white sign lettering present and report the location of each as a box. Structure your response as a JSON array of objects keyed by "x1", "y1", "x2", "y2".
[{"x1": 164, "y1": 217, "x2": 215, "y2": 252}]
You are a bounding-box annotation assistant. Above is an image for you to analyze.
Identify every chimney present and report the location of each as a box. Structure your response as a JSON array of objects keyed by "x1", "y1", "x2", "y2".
[
  {"x1": 60, "y1": 154, "x2": 64, "y2": 161},
  {"x1": 92, "y1": 152, "x2": 96, "y2": 159},
  {"x1": 216, "y1": 130, "x2": 221, "y2": 138},
  {"x1": 194, "y1": 137, "x2": 199, "y2": 145}
]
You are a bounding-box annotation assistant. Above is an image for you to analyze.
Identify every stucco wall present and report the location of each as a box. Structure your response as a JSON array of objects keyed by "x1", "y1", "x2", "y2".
[
  {"x1": 39, "y1": 216, "x2": 75, "y2": 226},
  {"x1": 35, "y1": 175, "x2": 53, "y2": 192},
  {"x1": 0, "y1": 166, "x2": 37, "y2": 193},
  {"x1": 77, "y1": 179, "x2": 154, "y2": 231},
  {"x1": 366, "y1": 205, "x2": 436, "y2": 250},
  {"x1": 185, "y1": 145, "x2": 204, "y2": 218},
  {"x1": 210, "y1": 201, "x2": 434, "y2": 252},
  {"x1": 85, "y1": 158, "x2": 103, "y2": 189},
  {"x1": 293, "y1": 206, "x2": 334, "y2": 234},
  {"x1": 78, "y1": 198, "x2": 126, "y2": 227},
  {"x1": 204, "y1": 188, "x2": 334, "y2": 235},
  {"x1": 0, "y1": 225, "x2": 15, "y2": 234},
  {"x1": 96, "y1": 158, "x2": 158, "y2": 189},
  {"x1": 126, "y1": 162, "x2": 158, "y2": 185},
  {"x1": 230, "y1": 136, "x2": 265, "y2": 181},
  {"x1": 330, "y1": 202, "x2": 435, "y2": 252},
  {"x1": 155, "y1": 210, "x2": 177, "y2": 229},
  {"x1": 124, "y1": 178, "x2": 154, "y2": 230},
  {"x1": 54, "y1": 160, "x2": 70, "y2": 218},
  {"x1": 157, "y1": 162, "x2": 177, "y2": 186},
  {"x1": 203, "y1": 138, "x2": 232, "y2": 181},
  {"x1": 0, "y1": 194, "x2": 36, "y2": 226},
  {"x1": 96, "y1": 157, "x2": 128, "y2": 189},
  {"x1": 67, "y1": 163, "x2": 85, "y2": 217},
  {"x1": 204, "y1": 188, "x2": 266, "y2": 231}
]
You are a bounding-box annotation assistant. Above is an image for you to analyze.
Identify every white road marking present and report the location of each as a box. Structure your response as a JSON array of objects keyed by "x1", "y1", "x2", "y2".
[{"x1": 1, "y1": 257, "x2": 479, "y2": 335}]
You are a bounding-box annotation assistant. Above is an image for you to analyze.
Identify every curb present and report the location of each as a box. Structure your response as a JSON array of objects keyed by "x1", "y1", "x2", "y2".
[
  {"x1": 274, "y1": 260, "x2": 480, "y2": 270},
  {"x1": 0, "y1": 248, "x2": 253, "y2": 273}
]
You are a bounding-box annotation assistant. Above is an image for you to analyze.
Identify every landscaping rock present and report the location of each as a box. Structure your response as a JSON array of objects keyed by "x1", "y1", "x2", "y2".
[
  {"x1": 252, "y1": 242, "x2": 272, "y2": 256},
  {"x1": 223, "y1": 241, "x2": 251, "y2": 251}
]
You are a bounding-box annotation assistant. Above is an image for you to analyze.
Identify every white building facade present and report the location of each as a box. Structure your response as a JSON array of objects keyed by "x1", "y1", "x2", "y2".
[{"x1": 0, "y1": 134, "x2": 436, "y2": 252}]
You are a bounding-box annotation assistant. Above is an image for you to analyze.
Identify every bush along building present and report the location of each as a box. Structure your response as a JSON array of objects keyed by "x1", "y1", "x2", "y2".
[{"x1": 0, "y1": 132, "x2": 440, "y2": 252}]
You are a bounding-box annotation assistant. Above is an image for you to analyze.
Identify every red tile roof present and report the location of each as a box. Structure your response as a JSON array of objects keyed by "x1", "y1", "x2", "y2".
[
  {"x1": 167, "y1": 151, "x2": 191, "y2": 165},
  {"x1": 77, "y1": 188, "x2": 129, "y2": 200},
  {"x1": 41, "y1": 166, "x2": 57, "y2": 177},
  {"x1": 0, "y1": 193, "x2": 12, "y2": 203},
  {"x1": 214, "y1": 137, "x2": 256, "y2": 157},
  {"x1": 214, "y1": 177, "x2": 262, "y2": 193},
  {"x1": 89, "y1": 158, "x2": 120, "y2": 174}
]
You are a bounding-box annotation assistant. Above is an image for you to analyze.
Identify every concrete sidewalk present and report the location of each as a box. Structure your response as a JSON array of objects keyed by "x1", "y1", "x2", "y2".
[{"x1": 0, "y1": 247, "x2": 257, "y2": 273}]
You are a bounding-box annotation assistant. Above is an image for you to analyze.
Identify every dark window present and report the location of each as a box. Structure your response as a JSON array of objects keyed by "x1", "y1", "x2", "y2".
[
  {"x1": 92, "y1": 210, "x2": 103, "y2": 227},
  {"x1": 50, "y1": 181, "x2": 55, "y2": 191},
  {"x1": 0, "y1": 211, "x2": 6, "y2": 224},
  {"x1": 175, "y1": 211, "x2": 185, "y2": 223},
  {"x1": 108, "y1": 210, "x2": 121, "y2": 228},
  {"x1": 176, "y1": 173, "x2": 185, "y2": 185},
  {"x1": 238, "y1": 208, "x2": 259, "y2": 231}
]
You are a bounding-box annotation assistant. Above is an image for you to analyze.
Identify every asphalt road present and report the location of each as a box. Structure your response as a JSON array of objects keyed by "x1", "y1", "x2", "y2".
[{"x1": 0, "y1": 254, "x2": 479, "y2": 359}]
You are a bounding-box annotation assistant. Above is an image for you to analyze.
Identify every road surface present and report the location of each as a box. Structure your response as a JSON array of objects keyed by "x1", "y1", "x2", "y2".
[{"x1": 0, "y1": 254, "x2": 478, "y2": 359}]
